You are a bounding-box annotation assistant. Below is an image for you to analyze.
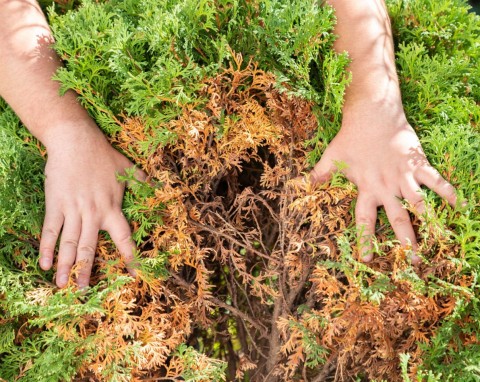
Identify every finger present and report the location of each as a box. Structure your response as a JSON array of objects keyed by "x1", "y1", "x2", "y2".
[
  {"x1": 75, "y1": 218, "x2": 99, "y2": 288},
  {"x1": 310, "y1": 153, "x2": 336, "y2": 185},
  {"x1": 134, "y1": 167, "x2": 147, "y2": 182},
  {"x1": 102, "y1": 212, "x2": 137, "y2": 277},
  {"x1": 355, "y1": 192, "x2": 378, "y2": 262},
  {"x1": 400, "y1": 176, "x2": 426, "y2": 216},
  {"x1": 56, "y1": 215, "x2": 81, "y2": 288},
  {"x1": 383, "y1": 197, "x2": 421, "y2": 264},
  {"x1": 39, "y1": 210, "x2": 64, "y2": 271},
  {"x1": 418, "y1": 165, "x2": 457, "y2": 207},
  {"x1": 124, "y1": 165, "x2": 148, "y2": 188}
]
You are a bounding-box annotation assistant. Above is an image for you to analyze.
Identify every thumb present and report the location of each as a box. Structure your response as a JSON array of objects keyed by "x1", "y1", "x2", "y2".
[
  {"x1": 310, "y1": 153, "x2": 337, "y2": 185},
  {"x1": 133, "y1": 167, "x2": 148, "y2": 183},
  {"x1": 123, "y1": 164, "x2": 148, "y2": 188}
]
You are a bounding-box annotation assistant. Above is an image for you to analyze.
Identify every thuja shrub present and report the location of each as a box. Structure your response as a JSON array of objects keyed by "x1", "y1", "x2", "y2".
[{"x1": 0, "y1": 0, "x2": 479, "y2": 381}]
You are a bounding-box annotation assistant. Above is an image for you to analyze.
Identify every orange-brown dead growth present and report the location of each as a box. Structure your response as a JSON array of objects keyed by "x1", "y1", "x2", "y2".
[{"x1": 74, "y1": 54, "x2": 464, "y2": 381}]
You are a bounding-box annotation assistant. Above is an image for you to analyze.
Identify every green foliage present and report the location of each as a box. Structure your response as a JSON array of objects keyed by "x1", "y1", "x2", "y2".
[
  {"x1": 413, "y1": 296, "x2": 480, "y2": 381},
  {"x1": 0, "y1": 258, "x2": 133, "y2": 380},
  {"x1": 388, "y1": 1, "x2": 480, "y2": 380},
  {"x1": 0, "y1": 333, "x2": 86, "y2": 382},
  {"x1": 0, "y1": 0, "x2": 479, "y2": 380},
  {"x1": 0, "y1": 102, "x2": 45, "y2": 270},
  {"x1": 49, "y1": 0, "x2": 340, "y2": 133},
  {"x1": 174, "y1": 344, "x2": 227, "y2": 382}
]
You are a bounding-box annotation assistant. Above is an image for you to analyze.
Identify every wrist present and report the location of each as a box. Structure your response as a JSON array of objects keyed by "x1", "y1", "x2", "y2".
[
  {"x1": 343, "y1": 75, "x2": 404, "y2": 113},
  {"x1": 40, "y1": 119, "x2": 108, "y2": 154},
  {"x1": 343, "y1": 94, "x2": 404, "y2": 115},
  {"x1": 340, "y1": 93, "x2": 409, "y2": 135},
  {"x1": 344, "y1": 70, "x2": 402, "y2": 104}
]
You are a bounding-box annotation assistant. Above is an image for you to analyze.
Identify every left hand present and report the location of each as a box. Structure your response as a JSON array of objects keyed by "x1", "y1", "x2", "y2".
[
  {"x1": 38, "y1": 122, "x2": 146, "y2": 288},
  {"x1": 310, "y1": 100, "x2": 457, "y2": 263}
]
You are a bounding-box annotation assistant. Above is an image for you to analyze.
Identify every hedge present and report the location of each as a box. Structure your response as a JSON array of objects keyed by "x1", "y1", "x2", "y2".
[{"x1": 0, "y1": 0, "x2": 479, "y2": 381}]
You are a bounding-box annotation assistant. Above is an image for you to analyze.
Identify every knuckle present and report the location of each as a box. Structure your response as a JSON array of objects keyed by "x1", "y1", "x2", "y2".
[
  {"x1": 409, "y1": 198, "x2": 424, "y2": 209},
  {"x1": 56, "y1": 261, "x2": 72, "y2": 269},
  {"x1": 434, "y1": 175, "x2": 447, "y2": 188},
  {"x1": 76, "y1": 259, "x2": 93, "y2": 276},
  {"x1": 87, "y1": 203, "x2": 99, "y2": 215},
  {"x1": 445, "y1": 185, "x2": 457, "y2": 199},
  {"x1": 392, "y1": 215, "x2": 410, "y2": 226},
  {"x1": 39, "y1": 244, "x2": 55, "y2": 255},
  {"x1": 78, "y1": 245, "x2": 96, "y2": 254},
  {"x1": 356, "y1": 215, "x2": 374, "y2": 227},
  {"x1": 310, "y1": 169, "x2": 326, "y2": 184},
  {"x1": 358, "y1": 235, "x2": 373, "y2": 247},
  {"x1": 42, "y1": 226, "x2": 60, "y2": 239},
  {"x1": 117, "y1": 232, "x2": 133, "y2": 246},
  {"x1": 62, "y1": 238, "x2": 79, "y2": 248}
]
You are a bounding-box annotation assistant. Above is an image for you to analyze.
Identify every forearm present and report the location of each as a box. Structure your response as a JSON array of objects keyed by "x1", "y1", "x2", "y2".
[
  {"x1": 314, "y1": 1, "x2": 457, "y2": 263},
  {"x1": 326, "y1": 0, "x2": 401, "y2": 110},
  {"x1": 0, "y1": 1, "x2": 143, "y2": 289},
  {"x1": 0, "y1": 0, "x2": 101, "y2": 150}
]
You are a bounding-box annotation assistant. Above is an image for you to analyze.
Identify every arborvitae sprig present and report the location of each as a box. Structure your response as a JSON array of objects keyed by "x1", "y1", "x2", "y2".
[{"x1": 0, "y1": 0, "x2": 479, "y2": 381}]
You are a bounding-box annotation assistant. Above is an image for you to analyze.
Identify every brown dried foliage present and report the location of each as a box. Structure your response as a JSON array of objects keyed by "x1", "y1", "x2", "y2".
[{"x1": 66, "y1": 54, "x2": 465, "y2": 381}]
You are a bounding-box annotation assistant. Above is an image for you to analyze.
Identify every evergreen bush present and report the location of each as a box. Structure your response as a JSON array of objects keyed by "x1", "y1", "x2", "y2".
[{"x1": 0, "y1": 0, "x2": 479, "y2": 380}]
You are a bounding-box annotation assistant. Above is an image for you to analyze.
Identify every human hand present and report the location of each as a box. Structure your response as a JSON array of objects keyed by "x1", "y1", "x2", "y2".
[
  {"x1": 38, "y1": 122, "x2": 145, "y2": 288},
  {"x1": 310, "y1": 99, "x2": 457, "y2": 263}
]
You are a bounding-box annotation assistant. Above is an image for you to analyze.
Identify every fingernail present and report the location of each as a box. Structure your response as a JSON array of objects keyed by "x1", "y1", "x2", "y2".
[
  {"x1": 77, "y1": 281, "x2": 88, "y2": 289},
  {"x1": 128, "y1": 268, "x2": 137, "y2": 278},
  {"x1": 57, "y1": 274, "x2": 68, "y2": 287},
  {"x1": 410, "y1": 254, "x2": 422, "y2": 265},
  {"x1": 362, "y1": 253, "x2": 374, "y2": 262},
  {"x1": 39, "y1": 257, "x2": 52, "y2": 269}
]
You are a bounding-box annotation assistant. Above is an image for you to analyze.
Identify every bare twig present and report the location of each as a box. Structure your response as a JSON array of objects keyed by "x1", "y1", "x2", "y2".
[
  {"x1": 170, "y1": 273, "x2": 268, "y2": 337},
  {"x1": 190, "y1": 220, "x2": 280, "y2": 265},
  {"x1": 312, "y1": 352, "x2": 338, "y2": 382}
]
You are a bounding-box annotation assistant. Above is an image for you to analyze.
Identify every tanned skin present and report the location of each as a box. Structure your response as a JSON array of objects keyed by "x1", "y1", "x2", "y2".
[
  {"x1": 313, "y1": 0, "x2": 457, "y2": 262},
  {"x1": 0, "y1": 0, "x2": 145, "y2": 288},
  {"x1": 0, "y1": 0, "x2": 458, "y2": 288}
]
